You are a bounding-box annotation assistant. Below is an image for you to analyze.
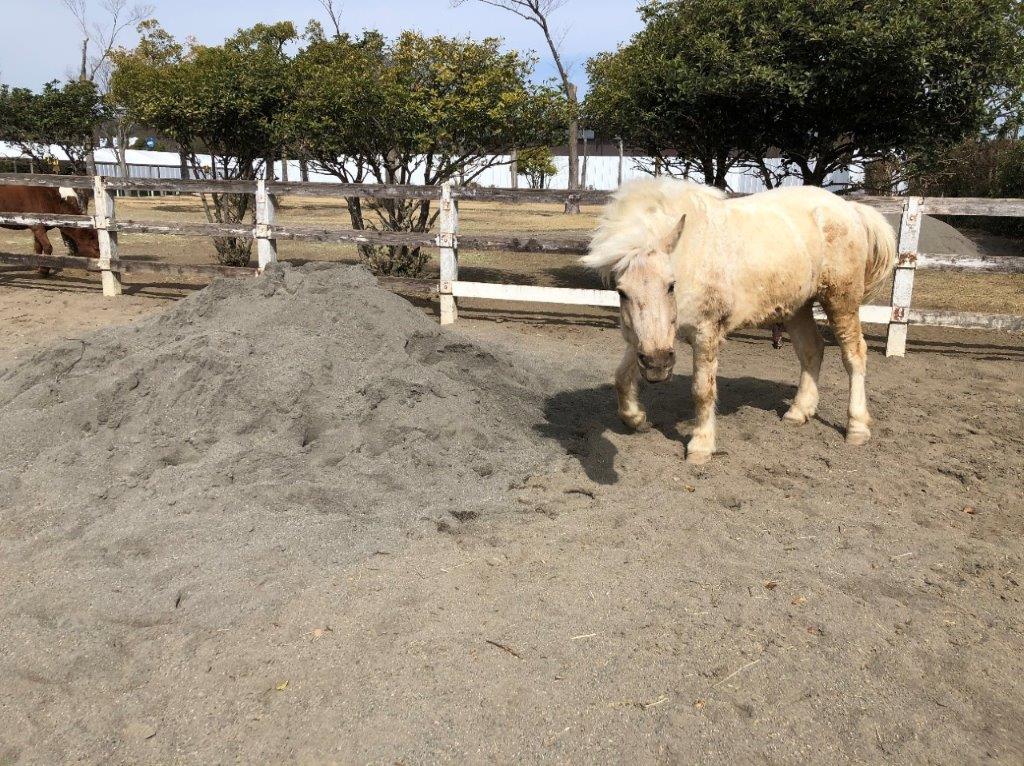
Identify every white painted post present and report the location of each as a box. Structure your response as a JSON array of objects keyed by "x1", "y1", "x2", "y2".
[
  {"x1": 438, "y1": 182, "x2": 459, "y2": 325},
  {"x1": 886, "y1": 196, "x2": 923, "y2": 357},
  {"x1": 93, "y1": 175, "x2": 122, "y2": 297},
  {"x1": 255, "y1": 178, "x2": 277, "y2": 270}
]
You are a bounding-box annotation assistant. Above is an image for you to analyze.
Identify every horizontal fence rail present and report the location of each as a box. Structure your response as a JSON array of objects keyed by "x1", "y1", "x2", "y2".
[{"x1": 1, "y1": 172, "x2": 1021, "y2": 355}]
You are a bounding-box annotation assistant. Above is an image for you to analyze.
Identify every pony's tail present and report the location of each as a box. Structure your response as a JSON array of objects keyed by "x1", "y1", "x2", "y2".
[{"x1": 853, "y1": 202, "x2": 897, "y2": 297}]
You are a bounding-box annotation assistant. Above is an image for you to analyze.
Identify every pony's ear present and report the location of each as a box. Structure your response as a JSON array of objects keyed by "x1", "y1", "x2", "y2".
[{"x1": 663, "y1": 213, "x2": 686, "y2": 253}]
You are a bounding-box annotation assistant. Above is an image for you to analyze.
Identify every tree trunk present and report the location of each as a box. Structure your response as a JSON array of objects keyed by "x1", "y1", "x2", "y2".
[
  {"x1": 79, "y1": 39, "x2": 89, "y2": 81},
  {"x1": 510, "y1": 148, "x2": 518, "y2": 189},
  {"x1": 714, "y1": 150, "x2": 730, "y2": 189},
  {"x1": 281, "y1": 152, "x2": 290, "y2": 182},
  {"x1": 300, "y1": 157, "x2": 310, "y2": 182},
  {"x1": 86, "y1": 127, "x2": 99, "y2": 176},
  {"x1": 801, "y1": 160, "x2": 830, "y2": 187},
  {"x1": 564, "y1": 83, "x2": 580, "y2": 215}
]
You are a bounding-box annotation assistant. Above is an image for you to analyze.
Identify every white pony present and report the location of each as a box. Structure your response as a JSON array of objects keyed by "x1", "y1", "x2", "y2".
[{"x1": 582, "y1": 178, "x2": 896, "y2": 464}]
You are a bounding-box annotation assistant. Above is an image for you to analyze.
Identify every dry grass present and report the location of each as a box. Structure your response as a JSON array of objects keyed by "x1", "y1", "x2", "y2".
[{"x1": 1, "y1": 193, "x2": 1021, "y2": 315}]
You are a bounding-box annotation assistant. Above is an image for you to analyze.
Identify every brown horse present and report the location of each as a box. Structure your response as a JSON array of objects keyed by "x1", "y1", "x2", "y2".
[
  {"x1": 583, "y1": 178, "x2": 896, "y2": 464},
  {"x1": 0, "y1": 185, "x2": 100, "y2": 274}
]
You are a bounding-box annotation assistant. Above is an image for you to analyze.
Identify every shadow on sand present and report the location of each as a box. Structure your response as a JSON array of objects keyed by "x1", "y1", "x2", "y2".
[{"x1": 536, "y1": 374, "x2": 798, "y2": 485}]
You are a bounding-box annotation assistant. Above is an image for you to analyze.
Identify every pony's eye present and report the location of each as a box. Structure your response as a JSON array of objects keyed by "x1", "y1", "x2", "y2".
[
  {"x1": 617, "y1": 289, "x2": 628, "y2": 302},
  {"x1": 667, "y1": 282, "x2": 676, "y2": 295}
]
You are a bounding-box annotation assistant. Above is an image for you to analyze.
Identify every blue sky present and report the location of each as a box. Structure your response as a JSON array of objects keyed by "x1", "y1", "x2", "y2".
[{"x1": 0, "y1": 0, "x2": 642, "y2": 90}]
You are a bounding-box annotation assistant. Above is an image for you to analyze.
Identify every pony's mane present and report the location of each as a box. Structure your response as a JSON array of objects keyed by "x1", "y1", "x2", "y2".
[{"x1": 581, "y1": 177, "x2": 726, "y2": 279}]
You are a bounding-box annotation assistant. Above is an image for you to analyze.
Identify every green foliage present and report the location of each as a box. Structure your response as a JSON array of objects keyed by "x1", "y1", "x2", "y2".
[
  {"x1": 587, "y1": 0, "x2": 1024, "y2": 188},
  {"x1": 110, "y1": 21, "x2": 296, "y2": 265},
  {"x1": 912, "y1": 137, "x2": 1024, "y2": 236},
  {"x1": 516, "y1": 146, "x2": 558, "y2": 189},
  {"x1": 282, "y1": 31, "x2": 564, "y2": 275},
  {"x1": 0, "y1": 80, "x2": 105, "y2": 174}
]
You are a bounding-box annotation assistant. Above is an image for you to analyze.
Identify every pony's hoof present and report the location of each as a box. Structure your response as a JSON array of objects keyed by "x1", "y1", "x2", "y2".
[
  {"x1": 620, "y1": 413, "x2": 651, "y2": 433},
  {"x1": 686, "y1": 450, "x2": 713, "y2": 465},
  {"x1": 782, "y1": 407, "x2": 809, "y2": 425},
  {"x1": 846, "y1": 426, "x2": 871, "y2": 446}
]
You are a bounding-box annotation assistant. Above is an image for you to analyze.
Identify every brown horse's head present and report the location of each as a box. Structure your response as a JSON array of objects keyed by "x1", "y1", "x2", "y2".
[
  {"x1": 60, "y1": 227, "x2": 101, "y2": 258},
  {"x1": 612, "y1": 214, "x2": 686, "y2": 383}
]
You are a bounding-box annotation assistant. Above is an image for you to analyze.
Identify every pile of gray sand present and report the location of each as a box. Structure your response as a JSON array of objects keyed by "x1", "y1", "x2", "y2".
[{"x1": 0, "y1": 264, "x2": 564, "y2": 632}]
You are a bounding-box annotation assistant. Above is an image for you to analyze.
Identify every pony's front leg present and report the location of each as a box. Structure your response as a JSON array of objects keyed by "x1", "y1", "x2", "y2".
[
  {"x1": 687, "y1": 329, "x2": 721, "y2": 463},
  {"x1": 615, "y1": 346, "x2": 650, "y2": 432}
]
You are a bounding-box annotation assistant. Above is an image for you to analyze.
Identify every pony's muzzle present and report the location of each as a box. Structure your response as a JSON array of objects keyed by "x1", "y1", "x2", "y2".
[{"x1": 638, "y1": 350, "x2": 675, "y2": 382}]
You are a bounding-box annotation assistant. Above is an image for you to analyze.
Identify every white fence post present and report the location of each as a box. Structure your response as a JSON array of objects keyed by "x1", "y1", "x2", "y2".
[
  {"x1": 255, "y1": 178, "x2": 278, "y2": 270},
  {"x1": 93, "y1": 175, "x2": 122, "y2": 297},
  {"x1": 438, "y1": 182, "x2": 459, "y2": 325},
  {"x1": 886, "y1": 196, "x2": 923, "y2": 357}
]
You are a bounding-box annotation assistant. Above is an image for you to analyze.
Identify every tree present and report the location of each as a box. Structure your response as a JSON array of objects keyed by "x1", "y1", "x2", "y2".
[
  {"x1": 282, "y1": 29, "x2": 564, "y2": 275},
  {"x1": 585, "y1": 0, "x2": 786, "y2": 188},
  {"x1": 110, "y1": 22, "x2": 296, "y2": 265},
  {"x1": 516, "y1": 146, "x2": 558, "y2": 188},
  {"x1": 0, "y1": 80, "x2": 106, "y2": 176},
  {"x1": 588, "y1": 0, "x2": 1023, "y2": 190},
  {"x1": 454, "y1": 0, "x2": 581, "y2": 212}
]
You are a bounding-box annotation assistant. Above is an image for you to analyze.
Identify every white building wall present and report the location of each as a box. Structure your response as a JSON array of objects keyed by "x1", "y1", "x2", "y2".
[{"x1": 2, "y1": 142, "x2": 860, "y2": 193}]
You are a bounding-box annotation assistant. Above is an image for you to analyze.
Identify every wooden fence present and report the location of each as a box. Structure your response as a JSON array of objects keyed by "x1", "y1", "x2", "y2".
[{"x1": 1, "y1": 172, "x2": 1022, "y2": 357}]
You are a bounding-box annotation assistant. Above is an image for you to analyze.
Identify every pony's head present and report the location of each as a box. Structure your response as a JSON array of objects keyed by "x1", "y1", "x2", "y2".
[
  {"x1": 582, "y1": 178, "x2": 723, "y2": 382},
  {"x1": 611, "y1": 217, "x2": 685, "y2": 382}
]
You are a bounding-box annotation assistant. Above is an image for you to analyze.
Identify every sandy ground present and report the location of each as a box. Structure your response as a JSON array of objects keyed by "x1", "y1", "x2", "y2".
[{"x1": 1, "y1": 262, "x2": 1023, "y2": 764}]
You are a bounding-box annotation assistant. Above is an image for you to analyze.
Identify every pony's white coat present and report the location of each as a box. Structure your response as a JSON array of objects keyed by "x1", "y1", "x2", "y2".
[{"x1": 583, "y1": 177, "x2": 896, "y2": 463}]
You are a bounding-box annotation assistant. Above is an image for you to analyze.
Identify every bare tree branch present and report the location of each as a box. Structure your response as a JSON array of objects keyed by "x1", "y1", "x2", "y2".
[
  {"x1": 318, "y1": 0, "x2": 343, "y2": 38},
  {"x1": 61, "y1": 0, "x2": 153, "y2": 84},
  {"x1": 456, "y1": 0, "x2": 571, "y2": 94}
]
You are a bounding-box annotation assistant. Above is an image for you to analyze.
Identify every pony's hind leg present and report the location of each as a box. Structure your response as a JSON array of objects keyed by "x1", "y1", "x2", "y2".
[
  {"x1": 783, "y1": 302, "x2": 825, "y2": 425},
  {"x1": 824, "y1": 303, "x2": 872, "y2": 445},
  {"x1": 615, "y1": 346, "x2": 650, "y2": 432}
]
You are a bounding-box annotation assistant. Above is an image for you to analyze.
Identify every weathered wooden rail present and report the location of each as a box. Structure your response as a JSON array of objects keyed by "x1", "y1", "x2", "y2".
[{"x1": 1, "y1": 172, "x2": 1022, "y2": 356}]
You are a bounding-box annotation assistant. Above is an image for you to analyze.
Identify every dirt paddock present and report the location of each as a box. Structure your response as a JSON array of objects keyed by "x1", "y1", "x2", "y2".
[{"x1": 1, "y1": 263, "x2": 1023, "y2": 764}]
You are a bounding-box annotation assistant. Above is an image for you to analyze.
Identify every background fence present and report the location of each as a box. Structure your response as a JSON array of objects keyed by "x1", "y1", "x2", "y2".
[{"x1": 0, "y1": 172, "x2": 1021, "y2": 357}]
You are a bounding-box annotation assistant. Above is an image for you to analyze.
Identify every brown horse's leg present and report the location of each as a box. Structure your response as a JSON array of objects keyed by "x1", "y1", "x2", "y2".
[
  {"x1": 687, "y1": 326, "x2": 722, "y2": 463},
  {"x1": 32, "y1": 226, "x2": 54, "y2": 276},
  {"x1": 783, "y1": 302, "x2": 825, "y2": 425},
  {"x1": 615, "y1": 346, "x2": 650, "y2": 432},
  {"x1": 824, "y1": 302, "x2": 872, "y2": 445}
]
